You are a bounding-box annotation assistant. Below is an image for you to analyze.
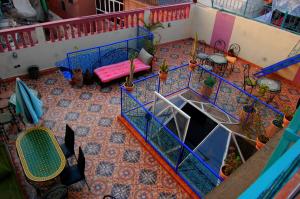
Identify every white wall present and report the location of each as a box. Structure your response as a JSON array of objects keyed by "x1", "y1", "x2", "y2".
[
  {"x1": 191, "y1": 5, "x2": 300, "y2": 80},
  {"x1": 0, "y1": 28, "x2": 137, "y2": 79}
]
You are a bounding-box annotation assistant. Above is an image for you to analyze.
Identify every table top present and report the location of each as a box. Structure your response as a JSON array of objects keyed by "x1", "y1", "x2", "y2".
[
  {"x1": 208, "y1": 54, "x2": 228, "y2": 64},
  {"x1": 257, "y1": 77, "x2": 281, "y2": 93},
  {"x1": 16, "y1": 127, "x2": 66, "y2": 182}
]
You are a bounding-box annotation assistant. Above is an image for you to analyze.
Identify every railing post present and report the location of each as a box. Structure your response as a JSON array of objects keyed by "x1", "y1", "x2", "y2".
[
  {"x1": 144, "y1": 9, "x2": 151, "y2": 25},
  {"x1": 120, "y1": 86, "x2": 123, "y2": 115},
  {"x1": 145, "y1": 112, "x2": 152, "y2": 141},
  {"x1": 243, "y1": 0, "x2": 249, "y2": 17},
  {"x1": 213, "y1": 79, "x2": 222, "y2": 105},
  {"x1": 175, "y1": 145, "x2": 185, "y2": 172},
  {"x1": 35, "y1": 27, "x2": 46, "y2": 44},
  {"x1": 157, "y1": 76, "x2": 161, "y2": 93},
  {"x1": 188, "y1": 66, "x2": 192, "y2": 88}
]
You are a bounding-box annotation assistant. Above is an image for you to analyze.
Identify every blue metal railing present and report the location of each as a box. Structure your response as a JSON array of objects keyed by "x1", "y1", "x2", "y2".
[
  {"x1": 120, "y1": 63, "x2": 283, "y2": 197},
  {"x1": 199, "y1": 0, "x2": 299, "y2": 35},
  {"x1": 55, "y1": 26, "x2": 153, "y2": 79}
]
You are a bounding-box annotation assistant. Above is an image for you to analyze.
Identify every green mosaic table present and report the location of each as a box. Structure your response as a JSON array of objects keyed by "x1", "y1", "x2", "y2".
[{"x1": 16, "y1": 127, "x2": 66, "y2": 182}]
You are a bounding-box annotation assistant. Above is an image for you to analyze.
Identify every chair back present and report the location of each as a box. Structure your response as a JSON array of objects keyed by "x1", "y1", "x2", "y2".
[
  {"x1": 214, "y1": 39, "x2": 226, "y2": 53},
  {"x1": 65, "y1": 124, "x2": 75, "y2": 153},
  {"x1": 228, "y1": 43, "x2": 241, "y2": 57},
  {"x1": 243, "y1": 64, "x2": 250, "y2": 79},
  {"x1": 78, "y1": 147, "x2": 85, "y2": 177},
  {"x1": 198, "y1": 40, "x2": 206, "y2": 53}
]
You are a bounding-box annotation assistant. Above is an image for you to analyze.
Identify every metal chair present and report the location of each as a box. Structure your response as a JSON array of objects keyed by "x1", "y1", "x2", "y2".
[
  {"x1": 43, "y1": 184, "x2": 68, "y2": 199},
  {"x1": 60, "y1": 124, "x2": 75, "y2": 160},
  {"x1": 226, "y1": 43, "x2": 241, "y2": 73},
  {"x1": 199, "y1": 59, "x2": 213, "y2": 80},
  {"x1": 214, "y1": 39, "x2": 226, "y2": 54},
  {"x1": 60, "y1": 147, "x2": 90, "y2": 190},
  {"x1": 197, "y1": 40, "x2": 209, "y2": 64},
  {"x1": 243, "y1": 64, "x2": 256, "y2": 94}
]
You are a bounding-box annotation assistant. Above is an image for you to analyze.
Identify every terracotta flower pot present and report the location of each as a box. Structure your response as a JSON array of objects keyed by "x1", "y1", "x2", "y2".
[
  {"x1": 256, "y1": 137, "x2": 265, "y2": 150},
  {"x1": 189, "y1": 60, "x2": 197, "y2": 71},
  {"x1": 265, "y1": 121, "x2": 282, "y2": 138},
  {"x1": 219, "y1": 165, "x2": 229, "y2": 180},
  {"x1": 283, "y1": 115, "x2": 292, "y2": 127},
  {"x1": 201, "y1": 85, "x2": 213, "y2": 98},
  {"x1": 123, "y1": 83, "x2": 134, "y2": 92},
  {"x1": 159, "y1": 71, "x2": 168, "y2": 82}
]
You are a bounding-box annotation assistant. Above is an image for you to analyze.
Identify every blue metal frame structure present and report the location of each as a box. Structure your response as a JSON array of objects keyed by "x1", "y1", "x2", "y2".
[
  {"x1": 254, "y1": 54, "x2": 300, "y2": 78},
  {"x1": 120, "y1": 63, "x2": 283, "y2": 197}
]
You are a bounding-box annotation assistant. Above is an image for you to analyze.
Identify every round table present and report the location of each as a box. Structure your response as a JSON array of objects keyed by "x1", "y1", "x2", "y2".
[
  {"x1": 208, "y1": 54, "x2": 228, "y2": 76},
  {"x1": 257, "y1": 77, "x2": 281, "y2": 93},
  {"x1": 257, "y1": 77, "x2": 281, "y2": 103}
]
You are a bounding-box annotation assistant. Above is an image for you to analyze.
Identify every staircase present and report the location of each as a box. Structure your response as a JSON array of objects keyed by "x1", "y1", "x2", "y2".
[{"x1": 253, "y1": 54, "x2": 300, "y2": 78}]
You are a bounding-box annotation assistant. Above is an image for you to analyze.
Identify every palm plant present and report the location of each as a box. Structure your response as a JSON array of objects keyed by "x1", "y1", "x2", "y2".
[{"x1": 124, "y1": 52, "x2": 138, "y2": 91}]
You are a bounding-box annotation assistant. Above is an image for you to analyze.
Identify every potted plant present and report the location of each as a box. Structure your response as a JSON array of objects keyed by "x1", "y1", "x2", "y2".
[
  {"x1": 123, "y1": 53, "x2": 137, "y2": 92},
  {"x1": 220, "y1": 151, "x2": 242, "y2": 180},
  {"x1": 159, "y1": 59, "x2": 169, "y2": 82},
  {"x1": 240, "y1": 104, "x2": 256, "y2": 125},
  {"x1": 265, "y1": 114, "x2": 283, "y2": 138},
  {"x1": 201, "y1": 76, "x2": 216, "y2": 98},
  {"x1": 282, "y1": 106, "x2": 294, "y2": 127},
  {"x1": 189, "y1": 33, "x2": 198, "y2": 71},
  {"x1": 256, "y1": 134, "x2": 269, "y2": 150},
  {"x1": 256, "y1": 84, "x2": 269, "y2": 98}
]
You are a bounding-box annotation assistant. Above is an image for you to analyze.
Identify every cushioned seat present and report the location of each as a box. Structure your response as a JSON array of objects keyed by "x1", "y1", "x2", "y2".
[
  {"x1": 226, "y1": 56, "x2": 237, "y2": 64},
  {"x1": 197, "y1": 53, "x2": 208, "y2": 59},
  {"x1": 202, "y1": 65, "x2": 213, "y2": 71},
  {"x1": 94, "y1": 59, "x2": 151, "y2": 83}
]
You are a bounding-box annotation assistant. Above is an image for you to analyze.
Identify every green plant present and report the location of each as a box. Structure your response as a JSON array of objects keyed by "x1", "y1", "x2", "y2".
[
  {"x1": 257, "y1": 84, "x2": 269, "y2": 97},
  {"x1": 204, "y1": 76, "x2": 216, "y2": 88},
  {"x1": 223, "y1": 151, "x2": 242, "y2": 176},
  {"x1": 258, "y1": 134, "x2": 269, "y2": 144},
  {"x1": 124, "y1": 52, "x2": 138, "y2": 87},
  {"x1": 253, "y1": 112, "x2": 265, "y2": 136},
  {"x1": 159, "y1": 60, "x2": 168, "y2": 73},
  {"x1": 273, "y1": 114, "x2": 283, "y2": 128},
  {"x1": 190, "y1": 33, "x2": 198, "y2": 63},
  {"x1": 140, "y1": 18, "x2": 164, "y2": 32},
  {"x1": 283, "y1": 106, "x2": 294, "y2": 120},
  {"x1": 144, "y1": 39, "x2": 158, "y2": 56}
]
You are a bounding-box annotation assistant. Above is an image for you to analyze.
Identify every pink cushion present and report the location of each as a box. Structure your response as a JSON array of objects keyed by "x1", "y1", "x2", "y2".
[{"x1": 94, "y1": 59, "x2": 151, "y2": 83}]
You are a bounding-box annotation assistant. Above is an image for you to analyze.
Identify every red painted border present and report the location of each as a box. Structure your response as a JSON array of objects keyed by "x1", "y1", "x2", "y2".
[{"x1": 117, "y1": 115, "x2": 200, "y2": 199}]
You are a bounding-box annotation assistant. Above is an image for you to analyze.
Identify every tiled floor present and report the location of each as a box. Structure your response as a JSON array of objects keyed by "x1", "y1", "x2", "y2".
[
  {"x1": 1, "y1": 39, "x2": 300, "y2": 199},
  {"x1": 1, "y1": 73, "x2": 191, "y2": 199}
]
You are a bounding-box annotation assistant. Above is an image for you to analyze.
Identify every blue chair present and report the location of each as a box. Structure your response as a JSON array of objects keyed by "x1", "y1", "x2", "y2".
[
  {"x1": 60, "y1": 124, "x2": 75, "y2": 159},
  {"x1": 60, "y1": 147, "x2": 90, "y2": 190}
]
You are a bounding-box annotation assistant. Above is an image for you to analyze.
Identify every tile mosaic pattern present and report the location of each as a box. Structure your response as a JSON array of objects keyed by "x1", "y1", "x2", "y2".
[{"x1": 0, "y1": 39, "x2": 299, "y2": 199}]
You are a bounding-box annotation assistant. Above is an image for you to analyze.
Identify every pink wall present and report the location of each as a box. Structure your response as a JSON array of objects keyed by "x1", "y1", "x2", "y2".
[{"x1": 210, "y1": 11, "x2": 235, "y2": 50}]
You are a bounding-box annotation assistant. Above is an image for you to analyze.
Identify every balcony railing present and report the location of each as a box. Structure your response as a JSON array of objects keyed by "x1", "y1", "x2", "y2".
[
  {"x1": 198, "y1": 0, "x2": 300, "y2": 34},
  {"x1": 0, "y1": 3, "x2": 191, "y2": 53}
]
